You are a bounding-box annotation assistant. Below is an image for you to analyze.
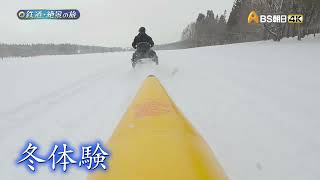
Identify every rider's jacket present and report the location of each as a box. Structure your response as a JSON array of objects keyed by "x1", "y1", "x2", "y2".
[{"x1": 132, "y1": 32, "x2": 154, "y2": 49}]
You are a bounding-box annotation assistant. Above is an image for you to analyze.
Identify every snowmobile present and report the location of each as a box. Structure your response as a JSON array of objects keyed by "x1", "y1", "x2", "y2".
[{"x1": 132, "y1": 42, "x2": 159, "y2": 68}]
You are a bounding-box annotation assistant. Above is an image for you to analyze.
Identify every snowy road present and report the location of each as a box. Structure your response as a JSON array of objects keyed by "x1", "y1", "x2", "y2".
[{"x1": 1, "y1": 36, "x2": 320, "y2": 179}]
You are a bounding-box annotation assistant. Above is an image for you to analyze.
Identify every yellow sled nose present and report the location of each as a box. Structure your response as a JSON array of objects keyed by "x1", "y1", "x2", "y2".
[{"x1": 88, "y1": 75, "x2": 228, "y2": 180}]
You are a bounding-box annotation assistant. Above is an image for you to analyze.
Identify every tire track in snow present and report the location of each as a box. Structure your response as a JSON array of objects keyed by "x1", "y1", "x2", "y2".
[{"x1": 0, "y1": 66, "x2": 118, "y2": 126}]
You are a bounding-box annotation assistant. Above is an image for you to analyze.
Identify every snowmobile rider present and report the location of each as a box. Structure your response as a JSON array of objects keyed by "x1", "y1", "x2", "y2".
[
  {"x1": 132, "y1": 27, "x2": 154, "y2": 49},
  {"x1": 131, "y1": 27, "x2": 158, "y2": 67}
]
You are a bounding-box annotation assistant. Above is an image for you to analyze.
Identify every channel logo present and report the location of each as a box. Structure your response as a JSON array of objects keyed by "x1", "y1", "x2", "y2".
[
  {"x1": 287, "y1": 14, "x2": 304, "y2": 24},
  {"x1": 248, "y1": 10, "x2": 303, "y2": 24}
]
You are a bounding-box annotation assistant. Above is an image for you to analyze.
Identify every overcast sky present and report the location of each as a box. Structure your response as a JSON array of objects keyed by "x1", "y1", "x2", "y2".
[{"x1": 0, "y1": 0, "x2": 234, "y2": 47}]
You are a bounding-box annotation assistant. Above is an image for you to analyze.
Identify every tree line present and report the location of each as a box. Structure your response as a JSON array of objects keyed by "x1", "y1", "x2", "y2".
[
  {"x1": 0, "y1": 43, "x2": 126, "y2": 58},
  {"x1": 181, "y1": 10, "x2": 228, "y2": 46},
  {"x1": 181, "y1": 0, "x2": 320, "y2": 47}
]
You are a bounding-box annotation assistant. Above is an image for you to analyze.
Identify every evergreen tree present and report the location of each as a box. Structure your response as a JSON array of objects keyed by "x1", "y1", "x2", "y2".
[{"x1": 227, "y1": 0, "x2": 242, "y2": 30}]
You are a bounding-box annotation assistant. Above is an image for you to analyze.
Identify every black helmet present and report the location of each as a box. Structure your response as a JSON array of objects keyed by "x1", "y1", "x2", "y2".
[{"x1": 139, "y1": 27, "x2": 146, "y2": 33}]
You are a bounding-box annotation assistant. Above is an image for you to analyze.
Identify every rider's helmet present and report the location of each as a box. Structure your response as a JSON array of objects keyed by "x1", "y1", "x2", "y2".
[{"x1": 139, "y1": 27, "x2": 146, "y2": 33}]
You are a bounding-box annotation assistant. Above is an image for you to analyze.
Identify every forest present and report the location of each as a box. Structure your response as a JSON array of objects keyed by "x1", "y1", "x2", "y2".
[{"x1": 181, "y1": 0, "x2": 320, "y2": 47}]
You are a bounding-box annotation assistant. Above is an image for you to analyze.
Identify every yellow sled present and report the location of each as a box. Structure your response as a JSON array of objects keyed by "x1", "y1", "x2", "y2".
[{"x1": 88, "y1": 75, "x2": 228, "y2": 180}]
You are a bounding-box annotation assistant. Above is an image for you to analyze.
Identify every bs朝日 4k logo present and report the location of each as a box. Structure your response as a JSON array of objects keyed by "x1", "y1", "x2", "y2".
[{"x1": 248, "y1": 10, "x2": 304, "y2": 24}]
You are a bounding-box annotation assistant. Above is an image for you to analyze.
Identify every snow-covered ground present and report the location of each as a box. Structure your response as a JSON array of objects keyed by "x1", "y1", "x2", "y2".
[{"x1": 0, "y1": 35, "x2": 319, "y2": 180}]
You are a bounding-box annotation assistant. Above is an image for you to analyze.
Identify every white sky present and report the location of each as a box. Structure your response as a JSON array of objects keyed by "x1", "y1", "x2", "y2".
[{"x1": 0, "y1": 0, "x2": 234, "y2": 47}]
